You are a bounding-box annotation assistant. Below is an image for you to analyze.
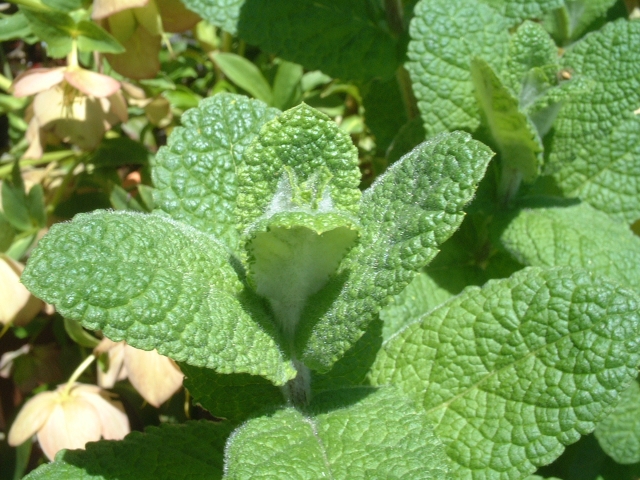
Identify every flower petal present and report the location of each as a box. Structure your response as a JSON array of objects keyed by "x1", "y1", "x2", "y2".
[
  {"x1": 124, "y1": 346, "x2": 183, "y2": 407},
  {"x1": 7, "y1": 391, "x2": 58, "y2": 447},
  {"x1": 96, "y1": 340, "x2": 126, "y2": 389},
  {"x1": 92, "y1": 0, "x2": 149, "y2": 20},
  {"x1": 37, "y1": 397, "x2": 102, "y2": 460},
  {"x1": 74, "y1": 385, "x2": 130, "y2": 440},
  {"x1": 12, "y1": 68, "x2": 65, "y2": 98},
  {"x1": 64, "y1": 69, "x2": 121, "y2": 98},
  {"x1": 0, "y1": 255, "x2": 42, "y2": 326}
]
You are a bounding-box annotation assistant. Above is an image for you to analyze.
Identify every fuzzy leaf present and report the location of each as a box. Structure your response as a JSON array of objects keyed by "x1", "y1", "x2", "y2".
[
  {"x1": 471, "y1": 57, "x2": 543, "y2": 183},
  {"x1": 152, "y1": 93, "x2": 279, "y2": 252},
  {"x1": 22, "y1": 210, "x2": 296, "y2": 385},
  {"x1": 224, "y1": 387, "x2": 450, "y2": 479},
  {"x1": 408, "y1": 0, "x2": 510, "y2": 136},
  {"x1": 370, "y1": 267, "x2": 640, "y2": 479},
  {"x1": 548, "y1": 20, "x2": 640, "y2": 222},
  {"x1": 595, "y1": 380, "x2": 640, "y2": 465},
  {"x1": 297, "y1": 132, "x2": 493, "y2": 372},
  {"x1": 23, "y1": 421, "x2": 233, "y2": 480},
  {"x1": 480, "y1": 0, "x2": 563, "y2": 25},
  {"x1": 180, "y1": 0, "x2": 397, "y2": 81},
  {"x1": 499, "y1": 202, "x2": 640, "y2": 291},
  {"x1": 181, "y1": 364, "x2": 284, "y2": 425},
  {"x1": 236, "y1": 103, "x2": 361, "y2": 233},
  {"x1": 544, "y1": 0, "x2": 619, "y2": 44}
]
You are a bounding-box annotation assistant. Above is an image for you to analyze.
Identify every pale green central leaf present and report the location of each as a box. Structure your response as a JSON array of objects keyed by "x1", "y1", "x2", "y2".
[
  {"x1": 471, "y1": 57, "x2": 543, "y2": 183},
  {"x1": 370, "y1": 267, "x2": 640, "y2": 479},
  {"x1": 224, "y1": 388, "x2": 450, "y2": 479},
  {"x1": 21, "y1": 211, "x2": 296, "y2": 385},
  {"x1": 247, "y1": 212, "x2": 358, "y2": 340}
]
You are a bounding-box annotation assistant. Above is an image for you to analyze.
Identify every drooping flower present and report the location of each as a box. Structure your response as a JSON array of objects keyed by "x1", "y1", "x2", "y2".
[
  {"x1": 97, "y1": 338, "x2": 184, "y2": 407},
  {"x1": 8, "y1": 383, "x2": 130, "y2": 460},
  {"x1": 12, "y1": 59, "x2": 127, "y2": 159},
  {"x1": 0, "y1": 255, "x2": 42, "y2": 327}
]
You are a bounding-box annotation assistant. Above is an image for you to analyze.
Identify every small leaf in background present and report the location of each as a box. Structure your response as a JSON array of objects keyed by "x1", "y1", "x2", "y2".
[
  {"x1": 0, "y1": 13, "x2": 32, "y2": 42},
  {"x1": 41, "y1": 0, "x2": 84, "y2": 12},
  {"x1": 212, "y1": 52, "x2": 273, "y2": 105},
  {"x1": 371, "y1": 267, "x2": 640, "y2": 479},
  {"x1": 20, "y1": 8, "x2": 75, "y2": 58},
  {"x1": 110, "y1": 184, "x2": 144, "y2": 211},
  {"x1": 76, "y1": 21, "x2": 126, "y2": 54},
  {"x1": 225, "y1": 388, "x2": 450, "y2": 479},
  {"x1": 63, "y1": 318, "x2": 100, "y2": 348},
  {"x1": 271, "y1": 60, "x2": 303, "y2": 110},
  {"x1": 543, "y1": 0, "x2": 619, "y2": 44}
]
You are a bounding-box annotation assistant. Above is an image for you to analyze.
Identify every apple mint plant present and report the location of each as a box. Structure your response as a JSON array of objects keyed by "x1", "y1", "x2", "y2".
[{"x1": 11, "y1": 0, "x2": 640, "y2": 479}]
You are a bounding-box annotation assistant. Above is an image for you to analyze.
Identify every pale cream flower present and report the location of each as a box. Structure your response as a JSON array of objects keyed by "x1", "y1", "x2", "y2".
[
  {"x1": 8, "y1": 383, "x2": 130, "y2": 460},
  {"x1": 0, "y1": 255, "x2": 42, "y2": 327},
  {"x1": 12, "y1": 64, "x2": 127, "y2": 158},
  {"x1": 97, "y1": 339, "x2": 184, "y2": 407}
]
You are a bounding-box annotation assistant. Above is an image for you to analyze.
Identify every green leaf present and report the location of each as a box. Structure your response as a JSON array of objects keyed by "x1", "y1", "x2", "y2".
[
  {"x1": 76, "y1": 21, "x2": 126, "y2": 54},
  {"x1": 224, "y1": 387, "x2": 450, "y2": 479},
  {"x1": 379, "y1": 272, "x2": 451, "y2": 340},
  {"x1": 480, "y1": 0, "x2": 563, "y2": 25},
  {"x1": 370, "y1": 267, "x2": 640, "y2": 479},
  {"x1": 180, "y1": 0, "x2": 243, "y2": 34},
  {"x1": 407, "y1": 0, "x2": 510, "y2": 136},
  {"x1": 544, "y1": 0, "x2": 619, "y2": 44},
  {"x1": 550, "y1": 114, "x2": 640, "y2": 224},
  {"x1": 471, "y1": 57, "x2": 543, "y2": 183},
  {"x1": 41, "y1": 0, "x2": 84, "y2": 12},
  {"x1": 272, "y1": 60, "x2": 303, "y2": 110},
  {"x1": 182, "y1": 364, "x2": 284, "y2": 424},
  {"x1": 88, "y1": 137, "x2": 149, "y2": 168},
  {"x1": 0, "y1": 13, "x2": 32, "y2": 42},
  {"x1": 297, "y1": 132, "x2": 493, "y2": 372},
  {"x1": 110, "y1": 184, "x2": 144, "y2": 211},
  {"x1": 362, "y1": 77, "x2": 409, "y2": 155},
  {"x1": 24, "y1": 420, "x2": 233, "y2": 480},
  {"x1": 311, "y1": 318, "x2": 383, "y2": 392},
  {"x1": 245, "y1": 0, "x2": 398, "y2": 81},
  {"x1": 236, "y1": 103, "x2": 361, "y2": 233},
  {"x1": 0, "y1": 212, "x2": 16, "y2": 251},
  {"x1": 548, "y1": 20, "x2": 640, "y2": 211},
  {"x1": 499, "y1": 202, "x2": 640, "y2": 291},
  {"x1": 152, "y1": 93, "x2": 279, "y2": 253},
  {"x1": 502, "y1": 21, "x2": 558, "y2": 98},
  {"x1": 63, "y1": 318, "x2": 100, "y2": 348},
  {"x1": 26, "y1": 184, "x2": 46, "y2": 228},
  {"x1": 595, "y1": 380, "x2": 640, "y2": 465},
  {"x1": 22, "y1": 210, "x2": 296, "y2": 385},
  {"x1": 212, "y1": 53, "x2": 273, "y2": 104},
  {"x1": 1, "y1": 180, "x2": 31, "y2": 232},
  {"x1": 20, "y1": 7, "x2": 74, "y2": 58}
]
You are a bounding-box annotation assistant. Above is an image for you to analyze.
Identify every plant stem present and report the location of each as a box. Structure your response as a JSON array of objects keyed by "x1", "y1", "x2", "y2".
[
  {"x1": 0, "y1": 151, "x2": 77, "y2": 178},
  {"x1": 62, "y1": 354, "x2": 96, "y2": 396},
  {"x1": 384, "y1": 0, "x2": 404, "y2": 35},
  {"x1": 396, "y1": 65, "x2": 419, "y2": 121},
  {"x1": 281, "y1": 360, "x2": 311, "y2": 408},
  {"x1": 0, "y1": 321, "x2": 12, "y2": 341},
  {"x1": 498, "y1": 164, "x2": 522, "y2": 208}
]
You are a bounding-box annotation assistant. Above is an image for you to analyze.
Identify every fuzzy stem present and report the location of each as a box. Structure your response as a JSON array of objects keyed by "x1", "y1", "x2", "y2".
[
  {"x1": 281, "y1": 360, "x2": 311, "y2": 408},
  {"x1": 396, "y1": 66, "x2": 419, "y2": 121},
  {"x1": 498, "y1": 164, "x2": 522, "y2": 208}
]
